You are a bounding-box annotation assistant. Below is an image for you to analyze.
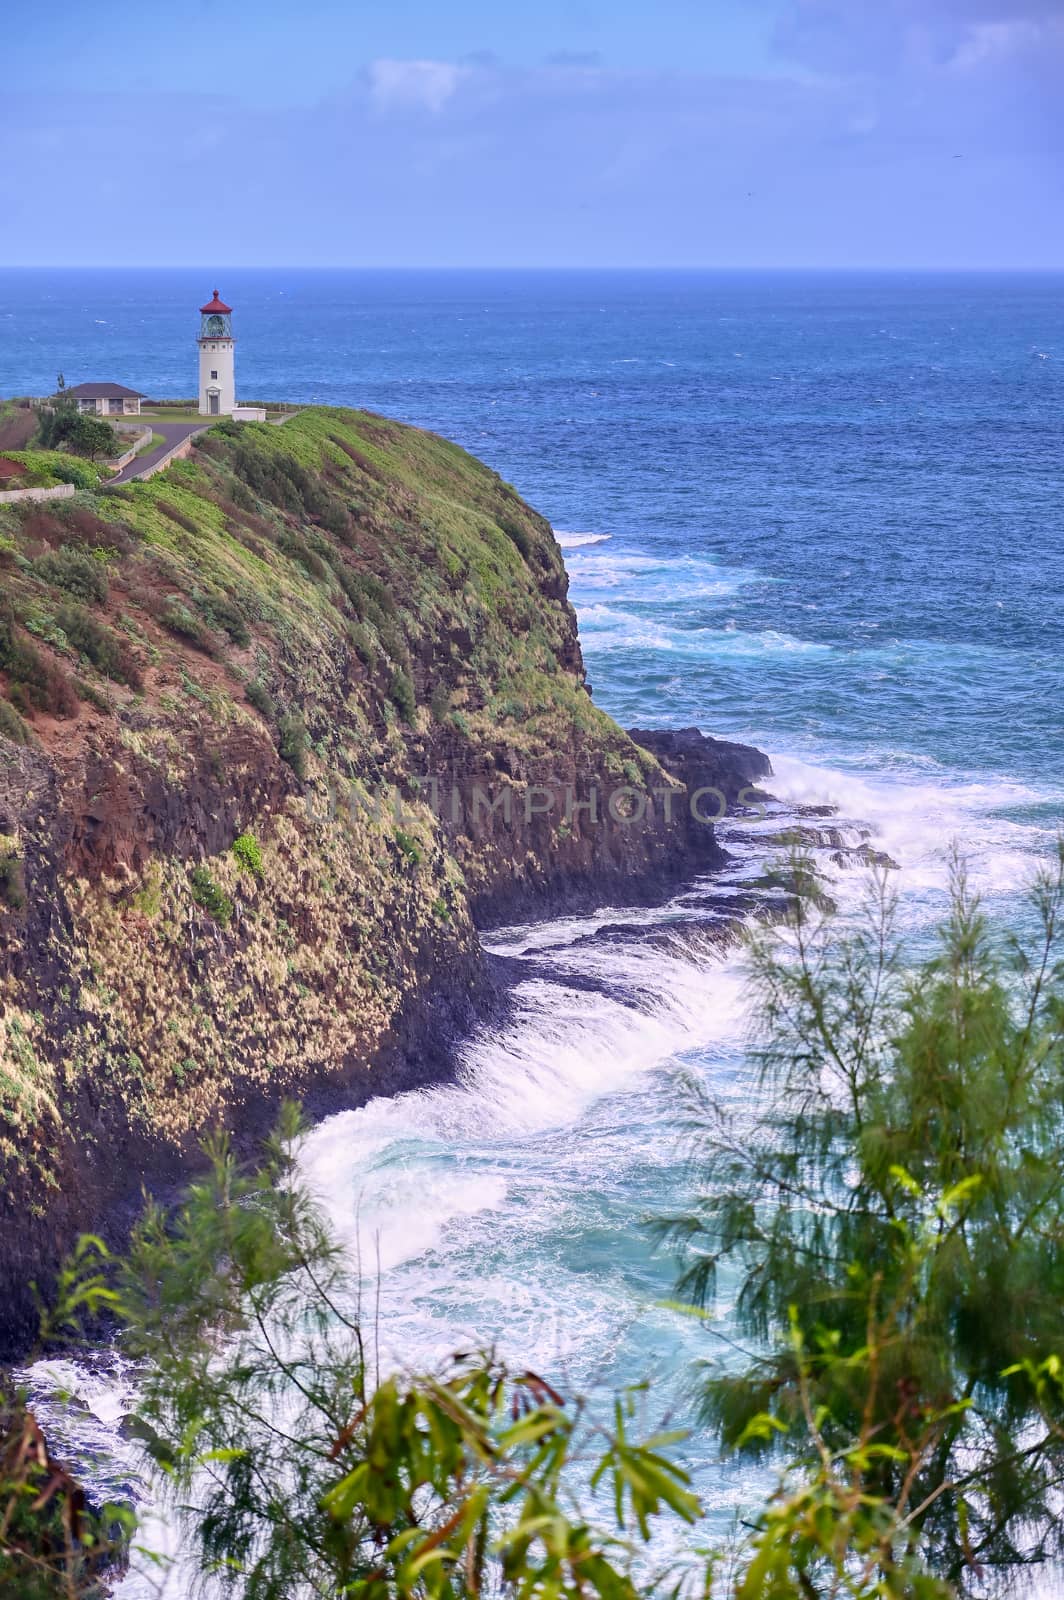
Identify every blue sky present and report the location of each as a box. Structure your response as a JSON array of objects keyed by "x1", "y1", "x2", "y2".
[{"x1": 5, "y1": 0, "x2": 1061, "y2": 266}]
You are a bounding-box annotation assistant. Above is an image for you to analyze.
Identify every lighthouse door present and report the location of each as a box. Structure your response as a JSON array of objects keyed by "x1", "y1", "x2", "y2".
[{"x1": 208, "y1": 392, "x2": 220, "y2": 415}]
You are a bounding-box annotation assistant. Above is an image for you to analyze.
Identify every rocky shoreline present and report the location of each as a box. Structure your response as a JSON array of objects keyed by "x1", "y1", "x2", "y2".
[
  {"x1": 0, "y1": 722, "x2": 772, "y2": 1364},
  {"x1": 0, "y1": 405, "x2": 788, "y2": 1363},
  {"x1": 0, "y1": 402, "x2": 896, "y2": 1366}
]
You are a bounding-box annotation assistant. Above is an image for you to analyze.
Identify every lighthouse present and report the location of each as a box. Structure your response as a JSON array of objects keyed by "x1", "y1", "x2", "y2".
[{"x1": 198, "y1": 290, "x2": 236, "y2": 416}]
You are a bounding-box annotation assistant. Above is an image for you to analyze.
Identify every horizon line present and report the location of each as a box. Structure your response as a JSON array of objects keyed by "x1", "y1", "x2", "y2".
[{"x1": 4, "y1": 263, "x2": 1064, "y2": 274}]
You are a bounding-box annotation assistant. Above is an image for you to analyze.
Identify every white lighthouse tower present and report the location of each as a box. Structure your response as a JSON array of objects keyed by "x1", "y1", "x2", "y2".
[{"x1": 197, "y1": 289, "x2": 236, "y2": 416}]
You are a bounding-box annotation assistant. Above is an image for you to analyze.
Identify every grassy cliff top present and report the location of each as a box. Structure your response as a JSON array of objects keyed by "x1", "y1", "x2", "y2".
[{"x1": 0, "y1": 407, "x2": 639, "y2": 772}]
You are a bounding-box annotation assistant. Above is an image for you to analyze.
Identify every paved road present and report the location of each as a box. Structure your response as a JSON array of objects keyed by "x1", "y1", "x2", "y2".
[{"x1": 108, "y1": 420, "x2": 208, "y2": 485}]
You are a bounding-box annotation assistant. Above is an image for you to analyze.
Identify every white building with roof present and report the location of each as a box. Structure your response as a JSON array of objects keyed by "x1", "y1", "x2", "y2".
[{"x1": 65, "y1": 382, "x2": 146, "y2": 417}]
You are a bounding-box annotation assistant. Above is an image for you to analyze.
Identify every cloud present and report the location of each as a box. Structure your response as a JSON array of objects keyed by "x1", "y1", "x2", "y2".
[
  {"x1": 368, "y1": 58, "x2": 469, "y2": 113},
  {"x1": 774, "y1": 0, "x2": 1064, "y2": 71},
  {"x1": 947, "y1": 17, "x2": 1045, "y2": 68},
  {"x1": 1, "y1": 48, "x2": 1061, "y2": 267}
]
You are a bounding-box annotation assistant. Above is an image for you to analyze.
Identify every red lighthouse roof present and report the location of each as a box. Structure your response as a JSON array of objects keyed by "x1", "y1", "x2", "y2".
[{"x1": 199, "y1": 289, "x2": 232, "y2": 314}]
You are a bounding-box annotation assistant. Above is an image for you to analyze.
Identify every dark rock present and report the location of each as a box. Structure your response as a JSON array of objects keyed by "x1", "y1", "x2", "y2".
[
  {"x1": 628, "y1": 727, "x2": 773, "y2": 810},
  {"x1": 830, "y1": 844, "x2": 900, "y2": 872}
]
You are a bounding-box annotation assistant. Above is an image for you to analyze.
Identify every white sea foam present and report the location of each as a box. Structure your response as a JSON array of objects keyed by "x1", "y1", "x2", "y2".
[
  {"x1": 293, "y1": 939, "x2": 751, "y2": 1389},
  {"x1": 300, "y1": 944, "x2": 747, "y2": 1273},
  {"x1": 83, "y1": 928, "x2": 751, "y2": 1597},
  {"x1": 698, "y1": 627, "x2": 828, "y2": 658},
  {"x1": 553, "y1": 529, "x2": 612, "y2": 548},
  {"x1": 764, "y1": 749, "x2": 1061, "y2": 917},
  {"x1": 21, "y1": 1357, "x2": 139, "y2": 1448},
  {"x1": 576, "y1": 604, "x2": 827, "y2": 659}
]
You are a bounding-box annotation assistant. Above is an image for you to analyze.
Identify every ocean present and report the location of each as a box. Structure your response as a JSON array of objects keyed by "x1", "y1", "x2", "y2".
[{"x1": 6, "y1": 268, "x2": 1064, "y2": 1588}]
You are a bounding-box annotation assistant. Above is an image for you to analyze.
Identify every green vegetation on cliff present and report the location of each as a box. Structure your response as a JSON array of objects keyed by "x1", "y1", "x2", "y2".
[
  {"x1": 2, "y1": 408, "x2": 607, "y2": 751},
  {"x1": 0, "y1": 407, "x2": 698, "y2": 1356},
  {"x1": 0, "y1": 450, "x2": 107, "y2": 491}
]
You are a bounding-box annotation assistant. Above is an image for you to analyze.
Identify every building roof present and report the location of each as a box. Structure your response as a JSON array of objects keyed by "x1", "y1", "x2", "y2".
[
  {"x1": 65, "y1": 382, "x2": 147, "y2": 400},
  {"x1": 199, "y1": 290, "x2": 232, "y2": 314}
]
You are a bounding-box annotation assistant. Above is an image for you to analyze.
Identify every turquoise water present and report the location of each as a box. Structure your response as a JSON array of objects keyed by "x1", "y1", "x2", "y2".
[{"x1": 9, "y1": 271, "x2": 1064, "y2": 1586}]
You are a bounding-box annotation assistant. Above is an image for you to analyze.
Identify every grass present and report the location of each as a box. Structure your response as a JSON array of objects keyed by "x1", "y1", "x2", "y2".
[
  {"x1": 0, "y1": 404, "x2": 662, "y2": 827},
  {"x1": 0, "y1": 402, "x2": 678, "y2": 1239},
  {"x1": 0, "y1": 410, "x2": 611, "y2": 767},
  {"x1": 0, "y1": 450, "x2": 107, "y2": 490}
]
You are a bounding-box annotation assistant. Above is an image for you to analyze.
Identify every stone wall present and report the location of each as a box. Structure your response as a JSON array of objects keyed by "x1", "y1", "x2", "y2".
[{"x1": 0, "y1": 483, "x2": 76, "y2": 506}]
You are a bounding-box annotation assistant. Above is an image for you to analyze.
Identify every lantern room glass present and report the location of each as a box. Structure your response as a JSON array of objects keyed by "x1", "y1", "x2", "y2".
[{"x1": 200, "y1": 312, "x2": 232, "y2": 339}]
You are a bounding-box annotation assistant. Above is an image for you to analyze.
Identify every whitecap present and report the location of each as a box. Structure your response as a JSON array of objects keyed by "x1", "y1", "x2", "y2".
[
  {"x1": 765, "y1": 749, "x2": 1063, "y2": 919},
  {"x1": 574, "y1": 611, "x2": 829, "y2": 659},
  {"x1": 566, "y1": 548, "x2": 760, "y2": 603},
  {"x1": 554, "y1": 529, "x2": 612, "y2": 549}
]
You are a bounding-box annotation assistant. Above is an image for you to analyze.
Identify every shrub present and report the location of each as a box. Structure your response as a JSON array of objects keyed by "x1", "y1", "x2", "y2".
[
  {"x1": 377, "y1": 620, "x2": 408, "y2": 669},
  {"x1": 316, "y1": 496, "x2": 351, "y2": 540},
  {"x1": 49, "y1": 458, "x2": 99, "y2": 490},
  {"x1": 0, "y1": 699, "x2": 32, "y2": 745},
  {"x1": 278, "y1": 711, "x2": 307, "y2": 780},
  {"x1": 232, "y1": 831, "x2": 263, "y2": 878},
  {"x1": 71, "y1": 415, "x2": 117, "y2": 461},
  {"x1": 155, "y1": 499, "x2": 200, "y2": 535},
  {"x1": 229, "y1": 480, "x2": 257, "y2": 512},
  {"x1": 337, "y1": 569, "x2": 395, "y2": 623},
  {"x1": 389, "y1": 668, "x2": 416, "y2": 724},
  {"x1": 188, "y1": 865, "x2": 233, "y2": 925},
  {"x1": 76, "y1": 678, "x2": 112, "y2": 713},
  {"x1": 0, "y1": 606, "x2": 79, "y2": 717},
  {"x1": 95, "y1": 1109, "x2": 699, "y2": 1600},
  {"x1": 57, "y1": 604, "x2": 142, "y2": 689},
  {"x1": 232, "y1": 447, "x2": 312, "y2": 515},
  {"x1": 0, "y1": 1395, "x2": 128, "y2": 1596},
  {"x1": 160, "y1": 599, "x2": 210, "y2": 650},
  {"x1": 196, "y1": 590, "x2": 251, "y2": 647},
  {"x1": 38, "y1": 409, "x2": 117, "y2": 461},
  {"x1": 393, "y1": 829, "x2": 421, "y2": 865},
  {"x1": 663, "y1": 848, "x2": 1064, "y2": 1592},
  {"x1": 429, "y1": 682, "x2": 451, "y2": 722},
  {"x1": 35, "y1": 546, "x2": 109, "y2": 603},
  {"x1": 64, "y1": 504, "x2": 132, "y2": 554},
  {"x1": 498, "y1": 514, "x2": 533, "y2": 560},
  {"x1": 346, "y1": 622, "x2": 377, "y2": 670},
  {"x1": 20, "y1": 510, "x2": 65, "y2": 546},
  {"x1": 0, "y1": 851, "x2": 26, "y2": 910},
  {"x1": 245, "y1": 678, "x2": 276, "y2": 721},
  {"x1": 278, "y1": 532, "x2": 329, "y2": 583}
]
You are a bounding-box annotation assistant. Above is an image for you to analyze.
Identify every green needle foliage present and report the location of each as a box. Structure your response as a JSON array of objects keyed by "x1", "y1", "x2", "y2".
[
  {"x1": 104, "y1": 1103, "x2": 701, "y2": 1600},
  {"x1": 660, "y1": 847, "x2": 1064, "y2": 1596}
]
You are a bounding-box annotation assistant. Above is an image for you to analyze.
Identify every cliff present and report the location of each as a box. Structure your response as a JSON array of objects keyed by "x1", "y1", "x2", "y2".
[{"x1": 0, "y1": 408, "x2": 768, "y2": 1356}]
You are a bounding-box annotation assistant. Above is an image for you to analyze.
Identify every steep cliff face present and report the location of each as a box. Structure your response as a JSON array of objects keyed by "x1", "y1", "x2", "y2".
[{"x1": 0, "y1": 409, "x2": 767, "y2": 1355}]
